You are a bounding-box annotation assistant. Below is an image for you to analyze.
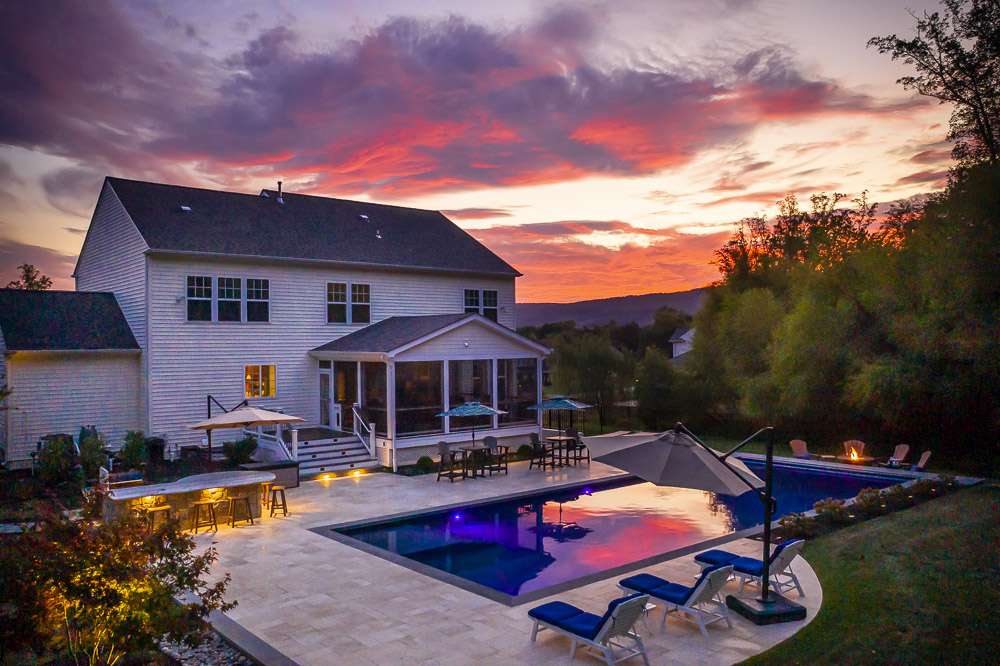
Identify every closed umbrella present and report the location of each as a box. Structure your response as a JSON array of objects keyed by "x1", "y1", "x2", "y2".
[
  {"x1": 437, "y1": 402, "x2": 506, "y2": 446},
  {"x1": 581, "y1": 422, "x2": 806, "y2": 625}
]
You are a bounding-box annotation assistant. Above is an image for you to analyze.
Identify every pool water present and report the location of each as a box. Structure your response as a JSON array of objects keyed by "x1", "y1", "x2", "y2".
[{"x1": 327, "y1": 460, "x2": 904, "y2": 601}]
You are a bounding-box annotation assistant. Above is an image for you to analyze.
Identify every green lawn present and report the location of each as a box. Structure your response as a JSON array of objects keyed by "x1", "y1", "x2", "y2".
[{"x1": 743, "y1": 483, "x2": 1000, "y2": 665}]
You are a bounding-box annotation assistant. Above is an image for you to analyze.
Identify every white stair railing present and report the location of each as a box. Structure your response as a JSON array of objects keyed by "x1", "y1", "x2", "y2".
[
  {"x1": 243, "y1": 427, "x2": 293, "y2": 461},
  {"x1": 352, "y1": 404, "x2": 376, "y2": 458}
]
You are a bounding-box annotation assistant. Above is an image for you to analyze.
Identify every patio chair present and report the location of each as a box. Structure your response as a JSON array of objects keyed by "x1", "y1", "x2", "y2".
[
  {"x1": 789, "y1": 439, "x2": 811, "y2": 459},
  {"x1": 877, "y1": 444, "x2": 910, "y2": 468},
  {"x1": 528, "y1": 432, "x2": 551, "y2": 471},
  {"x1": 618, "y1": 565, "x2": 734, "y2": 638},
  {"x1": 528, "y1": 593, "x2": 650, "y2": 665},
  {"x1": 566, "y1": 428, "x2": 591, "y2": 466},
  {"x1": 483, "y1": 436, "x2": 509, "y2": 475},
  {"x1": 842, "y1": 439, "x2": 866, "y2": 457},
  {"x1": 694, "y1": 539, "x2": 806, "y2": 598},
  {"x1": 436, "y1": 441, "x2": 464, "y2": 482},
  {"x1": 902, "y1": 450, "x2": 931, "y2": 472}
]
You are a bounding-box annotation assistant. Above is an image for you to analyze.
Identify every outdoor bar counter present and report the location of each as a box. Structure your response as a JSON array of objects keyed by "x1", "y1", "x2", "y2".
[{"x1": 104, "y1": 471, "x2": 276, "y2": 528}]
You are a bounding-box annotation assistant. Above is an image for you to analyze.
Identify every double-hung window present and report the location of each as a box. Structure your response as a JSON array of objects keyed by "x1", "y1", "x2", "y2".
[
  {"x1": 217, "y1": 277, "x2": 242, "y2": 322},
  {"x1": 328, "y1": 282, "x2": 371, "y2": 324},
  {"x1": 187, "y1": 276, "x2": 212, "y2": 321},
  {"x1": 351, "y1": 284, "x2": 371, "y2": 323},
  {"x1": 244, "y1": 364, "x2": 276, "y2": 399},
  {"x1": 464, "y1": 288, "x2": 499, "y2": 322},
  {"x1": 247, "y1": 279, "x2": 269, "y2": 322}
]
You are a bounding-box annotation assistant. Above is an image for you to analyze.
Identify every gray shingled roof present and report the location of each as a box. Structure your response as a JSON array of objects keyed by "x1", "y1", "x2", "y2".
[
  {"x1": 311, "y1": 314, "x2": 471, "y2": 353},
  {"x1": 106, "y1": 177, "x2": 520, "y2": 277},
  {"x1": 0, "y1": 289, "x2": 139, "y2": 351}
]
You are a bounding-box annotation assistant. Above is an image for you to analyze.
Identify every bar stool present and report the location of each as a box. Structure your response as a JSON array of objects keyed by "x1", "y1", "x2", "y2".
[
  {"x1": 190, "y1": 499, "x2": 218, "y2": 533},
  {"x1": 143, "y1": 504, "x2": 172, "y2": 532},
  {"x1": 260, "y1": 481, "x2": 274, "y2": 508},
  {"x1": 227, "y1": 495, "x2": 255, "y2": 528},
  {"x1": 269, "y1": 485, "x2": 288, "y2": 517}
]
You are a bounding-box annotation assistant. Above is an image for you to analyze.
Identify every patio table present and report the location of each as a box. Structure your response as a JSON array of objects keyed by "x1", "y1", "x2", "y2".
[
  {"x1": 545, "y1": 434, "x2": 577, "y2": 466},
  {"x1": 459, "y1": 443, "x2": 491, "y2": 478}
]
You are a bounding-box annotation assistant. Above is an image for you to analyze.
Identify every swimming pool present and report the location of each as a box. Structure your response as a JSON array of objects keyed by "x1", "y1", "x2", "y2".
[{"x1": 317, "y1": 460, "x2": 908, "y2": 604}]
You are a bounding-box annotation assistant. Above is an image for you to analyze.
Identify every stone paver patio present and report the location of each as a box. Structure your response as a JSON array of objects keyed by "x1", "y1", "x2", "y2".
[{"x1": 198, "y1": 461, "x2": 821, "y2": 665}]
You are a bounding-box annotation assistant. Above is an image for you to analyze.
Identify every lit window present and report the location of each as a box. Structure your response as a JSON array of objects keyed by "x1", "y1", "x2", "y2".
[
  {"x1": 187, "y1": 276, "x2": 212, "y2": 321},
  {"x1": 327, "y1": 282, "x2": 347, "y2": 323},
  {"x1": 218, "y1": 277, "x2": 242, "y2": 322},
  {"x1": 247, "y1": 279, "x2": 269, "y2": 322},
  {"x1": 351, "y1": 283, "x2": 371, "y2": 324},
  {"x1": 244, "y1": 364, "x2": 276, "y2": 399}
]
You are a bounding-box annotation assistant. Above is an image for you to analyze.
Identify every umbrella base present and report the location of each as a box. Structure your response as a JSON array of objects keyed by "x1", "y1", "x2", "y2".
[{"x1": 726, "y1": 593, "x2": 806, "y2": 625}]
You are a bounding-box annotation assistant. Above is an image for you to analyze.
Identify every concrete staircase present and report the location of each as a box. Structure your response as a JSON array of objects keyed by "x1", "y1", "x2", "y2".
[{"x1": 296, "y1": 434, "x2": 380, "y2": 477}]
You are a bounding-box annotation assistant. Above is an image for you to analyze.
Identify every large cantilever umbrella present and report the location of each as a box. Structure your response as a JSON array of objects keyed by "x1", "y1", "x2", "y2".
[
  {"x1": 437, "y1": 402, "x2": 506, "y2": 446},
  {"x1": 581, "y1": 423, "x2": 806, "y2": 624},
  {"x1": 190, "y1": 406, "x2": 303, "y2": 464}
]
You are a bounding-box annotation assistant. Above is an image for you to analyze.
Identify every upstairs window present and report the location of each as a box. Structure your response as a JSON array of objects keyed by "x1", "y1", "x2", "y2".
[
  {"x1": 464, "y1": 288, "x2": 499, "y2": 322},
  {"x1": 327, "y1": 282, "x2": 347, "y2": 323},
  {"x1": 217, "y1": 277, "x2": 242, "y2": 322},
  {"x1": 247, "y1": 279, "x2": 270, "y2": 322},
  {"x1": 351, "y1": 283, "x2": 371, "y2": 323},
  {"x1": 245, "y1": 364, "x2": 276, "y2": 399},
  {"x1": 187, "y1": 276, "x2": 212, "y2": 321}
]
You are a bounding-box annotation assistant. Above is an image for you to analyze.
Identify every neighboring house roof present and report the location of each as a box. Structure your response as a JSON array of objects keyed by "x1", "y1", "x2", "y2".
[
  {"x1": 669, "y1": 327, "x2": 693, "y2": 342},
  {"x1": 311, "y1": 313, "x2": 549, "y2": 357},
  {"x1": 0, "y1": 289, "x2": 139, "y2": 351},
  {"x1": 104, "y1": 177, "x2": 520, "y2": 277}
]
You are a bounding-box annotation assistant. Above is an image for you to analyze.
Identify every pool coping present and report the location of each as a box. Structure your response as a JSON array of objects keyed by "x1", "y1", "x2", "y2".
[{"x1": 310, "y1": 455, "x2": 942, "y2": 607}]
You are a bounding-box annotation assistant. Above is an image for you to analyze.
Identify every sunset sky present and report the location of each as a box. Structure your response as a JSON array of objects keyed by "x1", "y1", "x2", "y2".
[{"x1": 0, "y1": 0, "x2": 952, "y2": 302}]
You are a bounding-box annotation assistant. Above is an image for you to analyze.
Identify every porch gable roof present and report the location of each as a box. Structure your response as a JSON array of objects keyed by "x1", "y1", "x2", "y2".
[{"x1": 309, "y1": 313, "x2": 550, "y2": 359}]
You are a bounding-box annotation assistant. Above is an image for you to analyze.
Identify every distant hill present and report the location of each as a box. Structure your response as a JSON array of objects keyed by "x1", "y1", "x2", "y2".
[{"x1": 516, "y1": 287, "x2": 710, "y2": 328}]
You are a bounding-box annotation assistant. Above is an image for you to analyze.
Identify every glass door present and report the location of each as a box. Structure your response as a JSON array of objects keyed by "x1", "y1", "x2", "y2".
[
  {"x1": 334, "y1": 361, "x2": 358, "y2": 431},
  {"x1": 319, "y1": 372, "x2": 331, "y2": 426}
]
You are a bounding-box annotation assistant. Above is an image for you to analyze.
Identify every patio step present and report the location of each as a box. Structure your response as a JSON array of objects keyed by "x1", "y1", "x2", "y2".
[{"x1": 296, "y1": 437, "x2": 379, "y2": 476}]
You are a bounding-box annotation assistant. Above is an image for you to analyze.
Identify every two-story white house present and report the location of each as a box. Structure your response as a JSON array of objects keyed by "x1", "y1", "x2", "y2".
[{"x1": 0, "y1": 177, "x2": 550, "y2": 476}]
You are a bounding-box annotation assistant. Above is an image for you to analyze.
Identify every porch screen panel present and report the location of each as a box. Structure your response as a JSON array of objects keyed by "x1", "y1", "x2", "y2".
[
  {"x1": 360, "y1": 362, "x2": 388, "y2": 435},
  {"x1": 498, "y1": 358, "x2": 537, "y2": 426},
  {"x1": 448, "y1": 359, "x2": 492, "y2": 430},
  {"x1": 395, "y1": 362, "x2": 443, "y2": 435}
]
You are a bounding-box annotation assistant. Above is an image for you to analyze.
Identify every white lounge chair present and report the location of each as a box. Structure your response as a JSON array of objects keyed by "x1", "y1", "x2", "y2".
[
  {"x1": 694, "y1": 539, "x2": 806, "y2": 598},
  {"x1": 528, "y1": 593, "x2": 650, "y2": 665},
  {"x1": 618, "y1": 564, "x2": 733, "y2": 638}
]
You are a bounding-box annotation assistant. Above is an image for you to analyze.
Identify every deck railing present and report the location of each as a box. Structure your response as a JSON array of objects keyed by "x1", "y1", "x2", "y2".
[
  {"x1": 243, "y1": 427, "x2": 294, "y2": 461},
  {"x1": 352, "y1": 403, "x2": 376, "y2": 458}
]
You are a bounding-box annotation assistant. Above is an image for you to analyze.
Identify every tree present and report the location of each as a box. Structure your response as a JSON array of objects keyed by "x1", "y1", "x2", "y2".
[
  {"x1": 550, "y1": 333, "x2": 629, "y2": 429},
  {"x1": 6, "y1": 263, "x2": 53, "y2": 290},
  {"x1": 869, "y1": 0, "x2": 1000, "y2": 167},
  {"x1": 635, "y1": 347, "x2": 675, "y2": 430}
]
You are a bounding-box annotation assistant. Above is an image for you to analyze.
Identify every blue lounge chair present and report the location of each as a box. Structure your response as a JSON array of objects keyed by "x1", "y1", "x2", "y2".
[
  {"x1": 618, "y1": 564, "x2": 733, "y2": 638},
  {"x1": 694, "y1": 539, "x2": 806, "y2": 598},
  {"x1": 528, "y1": 593, "x2": 650, "y2": 665}
]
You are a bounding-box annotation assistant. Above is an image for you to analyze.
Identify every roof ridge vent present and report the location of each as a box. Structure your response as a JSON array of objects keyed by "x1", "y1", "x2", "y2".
[{"x1": 179, "y1": 204, "x2": 192, "y2": 212}]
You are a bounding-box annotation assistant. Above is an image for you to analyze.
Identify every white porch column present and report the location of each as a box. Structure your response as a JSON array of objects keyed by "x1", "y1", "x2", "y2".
[
  {"x1": 491, "y1": 358, "x2": 499, "y2": 430},
  {"x1": 442, "y1": 360, "x2": 450, "y2": 434},
  {"x1": 536, "y1": 356, "x2": 544, "y2": 429},
  {"x1": 386, "y1": 360, "x2": 396, "y2": 471},
  {"x1": 356, "y1": 362, "x2": 362, "y2": 406},
  {"x1": 290, "y1": 428, "x2": 299, "y2": 460}
]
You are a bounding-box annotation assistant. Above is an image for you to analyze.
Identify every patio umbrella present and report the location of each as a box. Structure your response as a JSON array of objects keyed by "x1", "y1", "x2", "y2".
[
  {"x1": 581, "y1": 423, "x2": 806, "y2": 625},
  {"x1": 190, "y1": 406, "x2": 303, "y2": 464},
  {"x1": 528, "y1": 396, "x2": 592, "y2": 433},
  {"x1": 436, "y1": 402, "x2": 506, "y2": 446}
]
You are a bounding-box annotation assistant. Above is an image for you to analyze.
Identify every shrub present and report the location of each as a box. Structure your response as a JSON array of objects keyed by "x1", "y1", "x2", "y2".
[
  {"x1": 222, "y1": 435, "x2": 258, "y2": 466},
  {"x1": 778, "y1": 512, "x2": 821, "y2": 539},
  {"x1": 77, "y1": 434, "x2": 107, "y2": 480},
  {"x1": 415, "y1": 456, "x2": 435, "y2": 472},
  {"x1": 37, "y1": 435, "x2": 78, "y2": 487},
  {"x1": 882, "y1": 484, "x2": 914, "y2": 510},
  {"x1": 117, "y1": 430, "x2": 147, "y2": 470},
  {"x1": 516, "y1": 444, "x2": 534, "y2": 459},
  {"x1": 852, "y1": 487, "x2": 885, "y2": 517},
  {"x1": 908, "y1": 478, "x2": 937, "y2": 498},
  {"x1": 814, "y1": 498, "x2": 852, "y2": 525}
]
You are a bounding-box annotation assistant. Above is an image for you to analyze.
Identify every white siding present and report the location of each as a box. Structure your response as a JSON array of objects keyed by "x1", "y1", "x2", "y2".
[
  {"x1": 147, "y1": 255, "x2": 516, "y2": 448},
  {"x1": 5, "y1": 352, "x2": 143, "y2": 461},
  {"x1": 397, "y1": 320, "x2": 543, "y2": 360},
  {"x1": 74, "y1": 182, "x2": 149, "y2": 348}
]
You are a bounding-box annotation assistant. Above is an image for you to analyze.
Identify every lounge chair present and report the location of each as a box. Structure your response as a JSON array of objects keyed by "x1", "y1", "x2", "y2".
[
  {"x1": 528, "y1": 593, "x2": 650, "y2": 665},
  {"x1": 694, "y1": 539, "x2": 806, "y2": 598},
  {"x1": 877, "y1": 444, "x2": 910, "y2": 468},
  {"x1": 789, "y1": 439, "x2": 811, "y2": 459},
  {"x1": 618, "y1": 565, "x2": 733, "y2": 638},
  {"x1": 902, "y1": 450, "x2": 931, "y2": 472}
]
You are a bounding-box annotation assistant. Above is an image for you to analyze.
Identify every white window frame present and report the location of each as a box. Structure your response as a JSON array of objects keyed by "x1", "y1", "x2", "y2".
[
  {"x1": 246, "y1": 278, "x2": 270, "y2": 322},
  {"x1": 244, "y1": 364, "x2": 277, "y2": 399},
  {"x1": 186, "y1": 275, "x2": 212, "y2": 322},
  {"x1": 217, "y1": 276, "x2": 242, "y2": 322},
  {"x1": 464, "y1": 288, "x2": 499, "y2": 321},
  {"x1": 327, "y1": 281, "x2": 371, "y2": 324}
]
